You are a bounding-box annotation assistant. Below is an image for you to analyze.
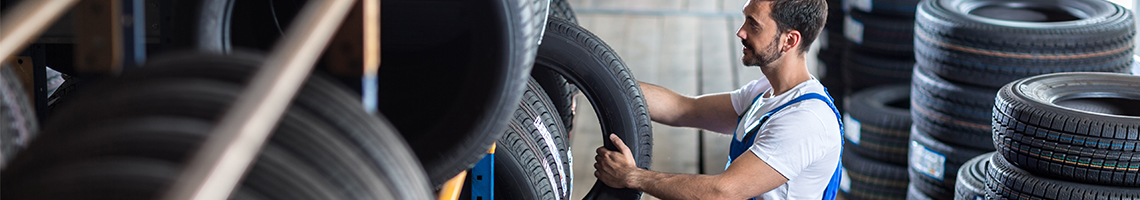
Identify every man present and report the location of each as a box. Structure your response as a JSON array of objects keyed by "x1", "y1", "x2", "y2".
[{"x1": 593, "y1": 0, "x2": 842, "y2": 199}]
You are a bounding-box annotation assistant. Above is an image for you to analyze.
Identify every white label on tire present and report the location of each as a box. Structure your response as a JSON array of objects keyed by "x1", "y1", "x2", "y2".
[
  {"x1": 843, "y1": 114, "x2": 861, "y2": 145},
  {"x1": 534, "y1": 116, "x2": 567, "y2": 199},
  {"x1": 910, "y1": 141, "x2": 946, "y2": 181},
  {"x1": 851, "y1": 0, "x2": 872, "y2": 13},
  {"x1": 844, "y1": 16, "x2": 864, "y2": 45},
  {"x1": 840, "y1": 169, "x2": 851, "y2": 193}
]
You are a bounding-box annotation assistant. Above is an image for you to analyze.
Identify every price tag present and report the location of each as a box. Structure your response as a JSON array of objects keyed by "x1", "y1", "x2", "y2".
[
  {"x1": 840, "y1": 169, "x2": 851, "y2": 192},
  {"x1": 910, "y1": 141, "x2": 946, "y2": 181},
  {"x1": 843, "y1": 114, "x2": 861, "y2": 145},
  {"x1": 851, "y1": 0, "x2": 873, "y2": 13},
  {"x1": 844, "y1": 16, "x2": 864, "y2": 45}
]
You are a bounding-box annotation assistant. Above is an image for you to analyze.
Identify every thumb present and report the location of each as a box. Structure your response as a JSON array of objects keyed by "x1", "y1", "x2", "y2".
[{"x1": 609, "y1": 134, "x2": 631, "y2": 155}]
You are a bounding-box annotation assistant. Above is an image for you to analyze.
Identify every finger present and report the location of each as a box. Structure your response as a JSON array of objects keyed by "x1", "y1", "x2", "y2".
[
  {"x1": 596, "y1": 146, "x2": 608, "y2": 155},
  {"x1": 609, "y1": 134, "x2": 632, "y2": 155}
]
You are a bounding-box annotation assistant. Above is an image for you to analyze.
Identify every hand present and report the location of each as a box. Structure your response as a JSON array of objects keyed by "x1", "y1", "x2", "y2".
[{"x1": 594, "y1": 134, "x2": 639, "y2": 189}]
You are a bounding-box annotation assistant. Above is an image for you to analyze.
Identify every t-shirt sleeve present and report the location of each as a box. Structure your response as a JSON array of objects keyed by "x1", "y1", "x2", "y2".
[
  {"x1": 747, "y1": 106, "x2": 832, "y2": 180},
  {"x1": 729, "y1": 77, "x2": 772, "y2": 116}
]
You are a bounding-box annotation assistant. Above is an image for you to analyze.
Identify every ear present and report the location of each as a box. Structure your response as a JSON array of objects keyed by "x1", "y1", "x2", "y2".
[{"x1": 781, "y1": 30, "x2": 801, "y2": 53}]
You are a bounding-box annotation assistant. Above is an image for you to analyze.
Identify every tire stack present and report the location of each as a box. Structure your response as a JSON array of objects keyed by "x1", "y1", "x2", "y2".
[
  {"x1": 911, "y1": 0, "x2": 1134, "y2": 199},
  {"x1": 983, "y1": 72, "x2": 1140, "y2": 199},
  {"x1": 817, "y1": 0, "x2": 846, "y2": 110},
  {"x1": 840, "y1": 0, "x2": 919, "y2": 94},
  {"x1": 0, "y1": 53, "x2": 435, "y2": 200},
  {"x1": 836, "y1": 0, "x2": 920, "y2": 198},
  {"x1": 840, "y1": 85, "x2": 912, "y2": 200}
]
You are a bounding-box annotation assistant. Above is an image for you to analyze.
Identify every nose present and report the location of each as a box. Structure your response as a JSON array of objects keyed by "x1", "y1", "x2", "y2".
[{"x1": 736, "y1": 26, "x2": 747, "y2": 40}]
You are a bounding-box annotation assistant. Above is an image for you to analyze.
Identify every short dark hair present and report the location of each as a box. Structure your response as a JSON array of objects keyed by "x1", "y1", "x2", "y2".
[{"x1": 769, "y1": 0, "x2": 827, "y2": 54}]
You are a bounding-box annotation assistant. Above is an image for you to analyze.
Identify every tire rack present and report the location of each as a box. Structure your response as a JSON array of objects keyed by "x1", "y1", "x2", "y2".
[{"x1": 0, "y1": 0, "x2": 377, "y2": 200}]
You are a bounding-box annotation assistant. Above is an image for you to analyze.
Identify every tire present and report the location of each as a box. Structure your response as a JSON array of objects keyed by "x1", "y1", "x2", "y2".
[
  {"x1": 173, "y1": 0, "x2": 548, "y2": 186},
  {"x1": 378, "y1": 0, "x2": 547, "y2": 186},
  {"x1": 1, "y1": 66, "x2": 37, "y2": 167},
  {"x1": 536, "y1": 17, "x2": 653, "y2": 200},
  {"x1": 908, "y1": 126, "x2": 988, "y2": 200},
  {"x1": 845, "y1": 85, "x2": 912, "y2": 165},
  {"x1": 985, "y1": 153, "x2": 1140, "y2": 200},
  {"x1": 1, "y1": 53, "x2": 433, "y2": 200},
  {"x1": 993, "y1": 72, "x2": 1140, "y2": 187},
  {"x1": 549, "y1": 0, "x2": 577, "y2": 24},
  {"x1": 906, "y1": 183, "x2": 935, "y2": 200},
  {"x1": 914, "y1": 0, "x2": 1134, "y2": 88},
  {"x1": 910, "y1": 67, "x2": 996, "y2": 150},
  {"x1": 953, "y1": 152, "x2": 992, "y2": 200},
  {"x1": 533, "y1": 0, "x2": 581, "y2": 137},
  {"x1": 842, "y1": 46, "x2": 914, "y2": 92},
  {"x1": 843, "y1": 0, "x2": 921, "y2": 17},
  {"x1": 495, "y1": 78, "x2": 574, "y2": 200},
  {"x1": 844, "y1": 10, "x2": 915, "y2": 57},
  {"x1": 532, "y1": 67, "x2": 579, "y2": 137},
  {"x1": 841, "y1": 148, "x2": 909, "y2": 200}
]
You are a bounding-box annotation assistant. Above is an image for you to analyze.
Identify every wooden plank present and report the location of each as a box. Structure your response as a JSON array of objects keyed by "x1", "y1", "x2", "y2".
[
  {"x1": 568, "y1": 0, "x2": 592, "y2": 10},
  {"x1": 688, "y1": 0, "x2": 721, "y2": 12},
  {"x1": 698, "y1": 17, "x2": 736, "y2": 175},
  {"x1": 722, "y1": 0, "x2": 748, "y2": 13},
  {"x1": 645, "y1": 16, "x2": 701, "y2": 176},
  {"x1": 620, "y1": 16, "x2": 661, "y2": 84}
]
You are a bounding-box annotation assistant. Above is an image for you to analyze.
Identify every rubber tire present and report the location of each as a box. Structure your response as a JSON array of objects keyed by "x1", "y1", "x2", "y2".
[
  {"x1": 844, "y1": 10, "x2": 915, "y2": 57},
  {"x1": 549, "y1": 0, "x2": 578, "y2": 24},
  {"x1": 908, "y1": 126, "x2": 989, "y2": 200},
  {"x1": 954, "y1": 152, "x2": 992, "y2": 200},
  {"x1": 914, "y1": 0, "x2": 1135, "y2": 88},
  {"x1": 910, "y1": 67, "x2": 996, "y2": 150},
  {"x1": 985, "y1": 153, "x2": 1140, "y2": 200},
  {"x1": 170, "y1": 0, "x2": 548, "y2": 186},
  {"x1": 993, "y1": 72, "x2": 1140, "y2": 187},
  {"x1": 378, "y1": 0, "x2": 548, "y2": 186},
  {"x1": 843, "y1": 0, "x2": 921, "y2": 17},
  {"x1": 906, "y1": 183, "x2": 935, "y2": 200},
  {"x1": 533, "y1": 0, "x2": 580, "y2": 136},
  {"x1": 841, "y1": 148, "x2": 909, "y2": 200},
  {"x1": 536, "y1": 17, "x2": 653, "y2": 200},
  {"x1": 2, "y1": 53, "x2": 433, "y2": 200},
  {"x1": 1, "y1": 66, "x2": 37, "y2": 167},
  {"x1": 845, "y1": 84, "x2": 912, "y2": 165},
  {"x1": 842, "y1": 45, "x2": 914, "y2": 93},
  {"x1": 494, "y1": 77, "x2": 574, "y2": 200}
]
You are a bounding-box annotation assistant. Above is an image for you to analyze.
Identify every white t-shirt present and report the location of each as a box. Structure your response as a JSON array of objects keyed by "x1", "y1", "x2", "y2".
[{"x1": 728, "y1": 76, "x2": 842, "y2": 200}]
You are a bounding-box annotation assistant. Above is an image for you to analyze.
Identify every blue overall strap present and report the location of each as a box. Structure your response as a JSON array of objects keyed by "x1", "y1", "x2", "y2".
[{"x1": 727, "y1": 92, "x2": 843, "y2": 200}]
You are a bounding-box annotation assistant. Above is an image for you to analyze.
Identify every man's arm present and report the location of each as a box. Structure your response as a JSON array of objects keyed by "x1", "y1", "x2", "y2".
[
  {"x1": 639, "y1": 81, "x2": 739, "y2": 134},
  {"x1": 595, "y1": 134, "x2": 788, "y2": 199}
]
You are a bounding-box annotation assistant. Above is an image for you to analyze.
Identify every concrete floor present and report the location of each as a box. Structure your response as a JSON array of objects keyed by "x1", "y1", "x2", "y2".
[{"x1": 562, "y1": 0, "x2": 825, "y2": 199}]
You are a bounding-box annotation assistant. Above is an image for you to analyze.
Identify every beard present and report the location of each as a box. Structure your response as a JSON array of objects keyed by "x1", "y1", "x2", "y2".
[{"x1": 741, "y1": 35, "x2": 783, "y2": 67}]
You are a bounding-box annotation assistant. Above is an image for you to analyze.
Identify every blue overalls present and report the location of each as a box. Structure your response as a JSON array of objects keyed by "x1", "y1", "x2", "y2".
[{"x1": 727, "y1": 92, "x2": 843, "y2": 200}]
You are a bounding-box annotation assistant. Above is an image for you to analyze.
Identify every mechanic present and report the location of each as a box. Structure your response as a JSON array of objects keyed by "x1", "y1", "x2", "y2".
[{"x1": 593, "y1": 0, "x2": 842, "y2": 199}]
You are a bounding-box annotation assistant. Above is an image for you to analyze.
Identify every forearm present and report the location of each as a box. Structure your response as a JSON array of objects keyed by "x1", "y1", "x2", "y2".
[
  {"x1": 639, "y1": 82, "x2": 737, "y2": 134},
  {"x1": 626, "y1": 169, "x2": 743, "y2": 200},
  {"x1": 639, "y1": 81, "x2": 693, "y2": 126}
]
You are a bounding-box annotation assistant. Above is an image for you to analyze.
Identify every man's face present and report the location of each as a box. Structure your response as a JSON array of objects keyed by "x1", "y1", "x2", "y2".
[{"x1": 737, "y1": 0, "x2": 784, "y2": 67}]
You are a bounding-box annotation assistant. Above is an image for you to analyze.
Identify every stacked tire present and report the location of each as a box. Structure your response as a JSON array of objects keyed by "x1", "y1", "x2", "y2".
[
  {"x1": 818, "y1": 0, "x2": 846, "y2": 110},
  {"x1": 841, "y1": 85, "x2": 912, "y2": 200},
  {"x1": 0, "y1": 53, "x2": 434, "y2": 200},
  {"x1": 982, "y1": 72, "x2": 1140, "y2": 199},
  {"x1": 910, "y1": 0, "x2": 1134, "y2": 199},
  {"x1": 840, "y1": 0, "x2": 919, "y2": 94}
]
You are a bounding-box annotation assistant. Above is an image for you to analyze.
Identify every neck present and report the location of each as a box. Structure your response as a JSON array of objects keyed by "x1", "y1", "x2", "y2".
[{"x1": 760, "y1": 53, "x2": 810, "y2": 98}]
